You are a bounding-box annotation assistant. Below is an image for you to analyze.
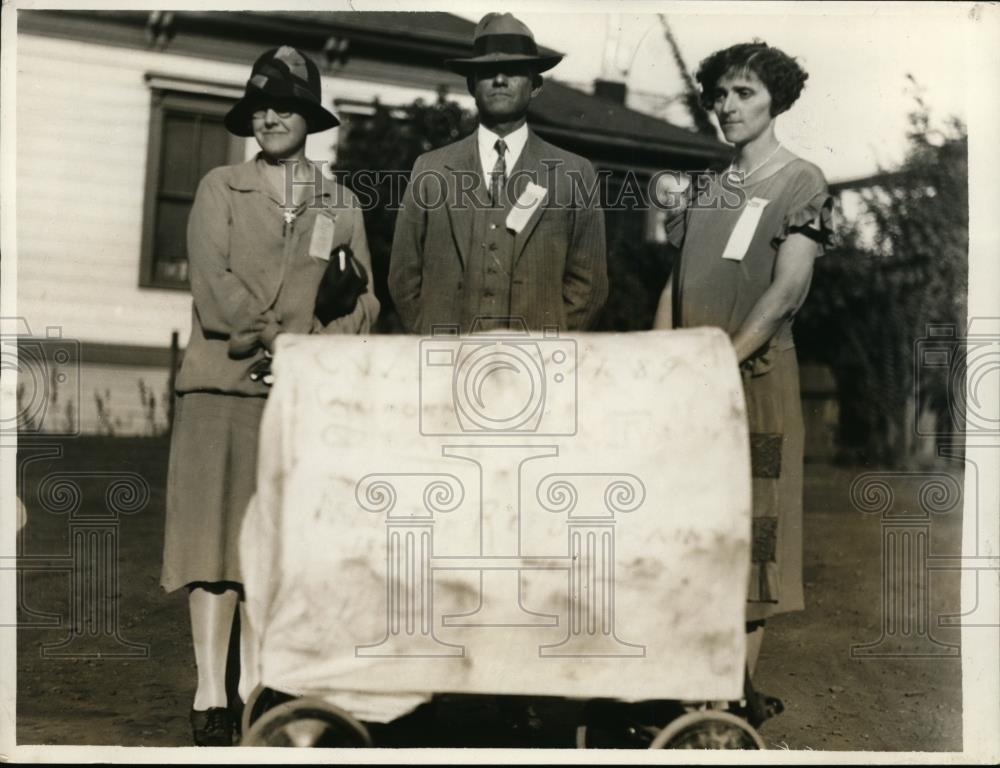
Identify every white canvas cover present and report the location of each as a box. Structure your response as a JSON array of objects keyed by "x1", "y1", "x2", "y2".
[{"x1": 241, "y1": 328, "x2": 752, "y2": 721}]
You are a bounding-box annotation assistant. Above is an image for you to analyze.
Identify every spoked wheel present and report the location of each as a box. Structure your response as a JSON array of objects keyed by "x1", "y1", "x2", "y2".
[
  {"x1": 575, "y1": 722, "x2": 660, "y2": 749},
  {"x1": 241, "y1": 696, "x2": 373, "y2": 747},
  {"x1": 575, "y1": 698, "x2": 687, "y2": 749},
  {"x1": 241, "y1": 684, "x2": 296, "y2": 737},
  {"x1": 241, "y1": 684, "x2": 263, "y2": 737},
  {"x1": 647, "y1": 710, "x2": 765, "y2": 749}
]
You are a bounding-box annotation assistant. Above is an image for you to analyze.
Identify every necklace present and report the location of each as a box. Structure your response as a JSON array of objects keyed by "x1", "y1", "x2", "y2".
[{"x1": 729, "y1": 142, "x2": 782, "y2": 183}]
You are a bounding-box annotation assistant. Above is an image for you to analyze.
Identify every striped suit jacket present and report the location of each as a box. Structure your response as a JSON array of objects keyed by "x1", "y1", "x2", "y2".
[{"x1": 388, "y1": 130, "x2": 608, "y2": 334}]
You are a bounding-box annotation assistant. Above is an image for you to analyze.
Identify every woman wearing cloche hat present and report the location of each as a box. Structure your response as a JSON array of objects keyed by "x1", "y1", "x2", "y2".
[{"x1": 160, "y1": 45, "x2": 378, "y2": 746}]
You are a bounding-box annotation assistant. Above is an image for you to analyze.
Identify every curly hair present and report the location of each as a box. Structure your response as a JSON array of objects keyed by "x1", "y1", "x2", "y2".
[{"x1": 695, "y1": 41, "x2": 809, "y2": 116}]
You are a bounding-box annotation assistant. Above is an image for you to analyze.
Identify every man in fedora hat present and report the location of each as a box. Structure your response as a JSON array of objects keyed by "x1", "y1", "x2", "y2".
[{"x1": 389, "y1": 13, "x2": 608, "y2": 334}]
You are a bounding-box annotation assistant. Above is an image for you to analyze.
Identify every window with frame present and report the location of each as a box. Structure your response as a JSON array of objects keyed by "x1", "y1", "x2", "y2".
[{"x1": 140, "y1": 83, "x2": 245, "y2": 290}]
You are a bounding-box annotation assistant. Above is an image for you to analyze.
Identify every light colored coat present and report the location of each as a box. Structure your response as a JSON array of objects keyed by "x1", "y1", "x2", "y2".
[{"x1": 177, "y1": 155, "x2": 379, "y2": 396}]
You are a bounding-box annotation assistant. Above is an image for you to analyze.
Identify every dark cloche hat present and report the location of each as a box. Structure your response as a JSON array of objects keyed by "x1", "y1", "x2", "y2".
[
  {"x1": 445, "y1": 13, "x2": 563, "y2": 75},
  {"x1": 224, "y1": 46, "x2": 340, "y2": 137}
]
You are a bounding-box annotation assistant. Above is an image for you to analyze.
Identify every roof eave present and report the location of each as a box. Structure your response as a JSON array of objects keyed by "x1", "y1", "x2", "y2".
[{"x1": 531, "y1": 123, "x2": 731, "y2": 164}]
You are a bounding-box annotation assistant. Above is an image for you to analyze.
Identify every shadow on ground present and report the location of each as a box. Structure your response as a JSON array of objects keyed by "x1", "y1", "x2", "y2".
[{"x1": 15, "y1": 438, "x2": 963, "y2": 750}]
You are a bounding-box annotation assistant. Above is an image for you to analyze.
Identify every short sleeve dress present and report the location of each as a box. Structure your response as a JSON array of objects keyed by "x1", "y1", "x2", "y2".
[{"x1": 669, "y1": 158, "x2": 834, "y2": 621}]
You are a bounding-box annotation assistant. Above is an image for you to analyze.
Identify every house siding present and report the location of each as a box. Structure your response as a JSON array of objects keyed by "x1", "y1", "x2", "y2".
[
  {"x1": 15, "y1": 33, "x2": 462, "y2": 436},
  {"x1": 16, "y1": 32, "x2": 452, "y2": 349}
]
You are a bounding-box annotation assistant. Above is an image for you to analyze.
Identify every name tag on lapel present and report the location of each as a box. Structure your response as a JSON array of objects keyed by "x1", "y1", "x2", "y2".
[
  {"x1": 722, "y1": 197, "x2": 769, "y2": 262},
  {"x1": 309, "y1": 213, "x2": 336, "y2": 261},
  {"x1": 506, "y1": 182, "x2": 547, "y2": 234}
]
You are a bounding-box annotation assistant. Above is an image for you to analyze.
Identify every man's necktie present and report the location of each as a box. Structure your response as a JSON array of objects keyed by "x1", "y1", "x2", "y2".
[{"x1": 490, "y1": 138, "x2": 507, "y2": 205}]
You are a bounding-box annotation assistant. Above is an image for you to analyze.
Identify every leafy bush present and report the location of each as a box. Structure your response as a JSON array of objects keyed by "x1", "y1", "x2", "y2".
[
  {"x1": 332, "y1": 95, "x2": 476, "y2": 331},
  {"x1": 796, "y1": 84, "x2": 968, "y2": 466}
]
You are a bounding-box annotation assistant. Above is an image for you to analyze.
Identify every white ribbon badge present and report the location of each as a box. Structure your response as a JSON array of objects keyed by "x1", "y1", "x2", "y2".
[
  {"x1": 722, "y1": 197, "x2": 770, "y2": 262},
  {"x1": 309, "y1": 214, "x2": 336, "y2": 261},
  {"x1": 506, "y1": 182, "x2": 547, "y2": 234}
]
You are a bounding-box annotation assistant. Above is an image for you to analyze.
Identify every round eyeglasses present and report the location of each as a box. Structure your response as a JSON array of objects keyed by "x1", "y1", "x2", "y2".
[{"x1": 252, "y1": 109, "x2": 296, "y2": 120}]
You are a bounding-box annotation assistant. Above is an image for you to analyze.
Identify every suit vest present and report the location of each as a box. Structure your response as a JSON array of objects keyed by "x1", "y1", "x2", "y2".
[{"x1": 463, "y1": 186, "x2": 517, "y2": 332}]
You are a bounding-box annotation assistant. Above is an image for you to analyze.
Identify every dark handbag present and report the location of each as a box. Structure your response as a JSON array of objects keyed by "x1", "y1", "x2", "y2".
[{"x1": 314, "y1": 245, "x2": 369, "y2": 325}]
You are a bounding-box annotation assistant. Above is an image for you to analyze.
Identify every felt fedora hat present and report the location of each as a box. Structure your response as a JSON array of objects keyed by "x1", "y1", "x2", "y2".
[
  {"x1": 446, "y1": 13, "x2": 563, "y2": 75},
  {"x1": 224, "y1": 46, "x2": 340, "y2": 137}
]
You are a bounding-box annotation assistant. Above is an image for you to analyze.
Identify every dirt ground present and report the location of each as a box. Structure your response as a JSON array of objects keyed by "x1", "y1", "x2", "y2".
[{"x1": 14, "y1": 436, "x2": 964, "y2": 751}]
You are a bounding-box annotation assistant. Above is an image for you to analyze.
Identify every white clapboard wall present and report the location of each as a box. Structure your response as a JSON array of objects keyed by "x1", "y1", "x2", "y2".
[{"x1": 14, "y1": 32, "x2": 456, "y2": 434}]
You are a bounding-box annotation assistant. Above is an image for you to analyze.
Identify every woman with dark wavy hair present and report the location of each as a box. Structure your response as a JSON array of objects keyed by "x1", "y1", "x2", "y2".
[{"x1": 654, "y1": 41, "x2": 834, "y2": 725}]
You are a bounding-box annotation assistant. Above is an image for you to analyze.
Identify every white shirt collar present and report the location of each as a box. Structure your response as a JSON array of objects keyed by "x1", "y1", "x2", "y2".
[{"x1": 477, "y1": 123, "x2": 529, "y2": 179}]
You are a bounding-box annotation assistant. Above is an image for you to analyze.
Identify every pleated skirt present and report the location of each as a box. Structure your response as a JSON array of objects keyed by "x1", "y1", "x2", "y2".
[{"x1": 160, "y1": 392, "x2": 267, "y2": 593}]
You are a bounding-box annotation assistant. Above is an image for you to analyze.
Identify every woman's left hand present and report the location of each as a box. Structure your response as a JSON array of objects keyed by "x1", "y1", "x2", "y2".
[{"x1": 740, "y1": 344, "x2": 775, "y2": 378}]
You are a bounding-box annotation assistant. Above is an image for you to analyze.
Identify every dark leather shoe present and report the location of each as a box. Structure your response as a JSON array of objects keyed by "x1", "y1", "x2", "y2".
[
  {"x1": 739, "y1": 669, "x2": 785, "y2": 728},
  {"x1": 191, "y1": 707, "x2": 233, "y2": 746}
]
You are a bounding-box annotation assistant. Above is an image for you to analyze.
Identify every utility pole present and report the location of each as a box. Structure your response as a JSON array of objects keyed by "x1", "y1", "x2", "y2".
[{"x1": 658, "y1": 14, "x2": 718, "y2": 138}]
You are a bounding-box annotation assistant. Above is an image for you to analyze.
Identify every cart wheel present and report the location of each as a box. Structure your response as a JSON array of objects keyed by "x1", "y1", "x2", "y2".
[
  {"x1": 242, "y1": 685, "x2": 296, "y2": 736},
  {"x1": 648, "y1": 710, "x2": 765, "y2": 749},
  {"x1": 241, "y1": 684, "x2": 265, "y2": 736},
  {"x1": 241, "y1": 697, "x2": 373, "y2": 747},
  {"x1": 575, "y1": 723, "x2": 660, "y2": 749}
]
